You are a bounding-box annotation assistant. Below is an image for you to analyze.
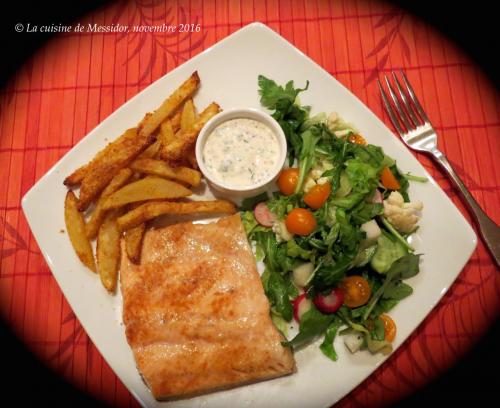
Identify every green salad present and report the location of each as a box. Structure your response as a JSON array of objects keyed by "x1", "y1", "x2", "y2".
[{"x1": 241, "y1": 76, "x2": 426, "y2": 360}]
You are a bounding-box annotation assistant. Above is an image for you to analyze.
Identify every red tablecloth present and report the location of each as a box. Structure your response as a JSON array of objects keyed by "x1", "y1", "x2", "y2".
[{"x1": 0, "y1": 1, "x2": 498, "y2": 406}]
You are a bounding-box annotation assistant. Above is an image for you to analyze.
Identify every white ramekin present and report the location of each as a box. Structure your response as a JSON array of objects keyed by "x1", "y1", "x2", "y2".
[{"x1": 195, "y1": 108, "x2": 287, "y2": 197}]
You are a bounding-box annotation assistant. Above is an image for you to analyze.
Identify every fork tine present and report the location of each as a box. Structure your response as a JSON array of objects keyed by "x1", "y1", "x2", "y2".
[
  {"x1": 400, "y1": 70, "x2": 431, "y2": 124},
  {"x1": 391, "y1": 72, "x2": 421, "y2": 127},
  {"x1": 377, "y1": 79, "x2": 405, "y2": 136},
  {"x1": 384, "y1": 74, "x2": 414, "y2": 131}
]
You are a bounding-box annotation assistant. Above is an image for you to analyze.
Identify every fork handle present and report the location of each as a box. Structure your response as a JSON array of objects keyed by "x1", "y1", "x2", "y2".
[{"x1": 431, "y1": 148, "x2": 500, "y2": 268}]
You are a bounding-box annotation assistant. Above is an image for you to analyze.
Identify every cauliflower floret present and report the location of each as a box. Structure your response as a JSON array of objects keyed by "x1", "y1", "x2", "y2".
[
  {"x1": 304, "y1": 160, "x2": 333, "y2": 192},
  {"x1": 383, "y1": 191, "x2": 423, "y2": 234},
  {"x1": 310, "y1": 168, "x2": 324, "y2": 180},
  {"x1": 327, "y1": 112, "x2": 339, "y2": 131},
  {"x1": 303, "y1": 176, "x2": 317, "y2": 193},
  {"x1": 272, "y1": 220, "x2": 293, "y2": 243}
]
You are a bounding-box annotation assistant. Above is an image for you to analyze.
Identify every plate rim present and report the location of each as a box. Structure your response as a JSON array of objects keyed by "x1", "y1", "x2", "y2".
[{"x1": 21, "y1": 21, "x2": 478, "y2": 408}]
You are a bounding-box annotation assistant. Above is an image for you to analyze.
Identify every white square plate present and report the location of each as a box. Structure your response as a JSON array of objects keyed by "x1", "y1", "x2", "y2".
[{"x1": 22, "y1": 23, "x2": 477, "y2": 408}]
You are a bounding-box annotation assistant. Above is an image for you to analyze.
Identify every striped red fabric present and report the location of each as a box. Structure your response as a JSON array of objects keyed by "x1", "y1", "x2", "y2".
[{"x1": 0, "y1": 1, "x2": 498, "y2": 407}]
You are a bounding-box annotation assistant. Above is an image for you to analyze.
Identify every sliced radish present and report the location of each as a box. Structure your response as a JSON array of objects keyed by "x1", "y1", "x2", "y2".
[
  {"x1": 313, "y1": 288, "x2": 344, "y2": 314},
  {"x1": 254, "y1": 202, "x2": 276, "y2": 227},
  {"x1": 292, "y1": 262, "x2": 314, "y2": 287},
  {"x1": 292, "y1": 293, "x2": 313, "y2": 322},
  {"x1": 371, "y1": 189, "x2": 383, "y2": 204}
]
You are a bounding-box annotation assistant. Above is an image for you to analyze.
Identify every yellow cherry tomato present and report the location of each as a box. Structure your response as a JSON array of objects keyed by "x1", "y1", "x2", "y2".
[
  {"x1": 348, "y1": 134, "x2": 367, "y2": 145},
  {"x1": 278, "y1": 168, "x2": 299, "y2": 196},
  {"x1": 380, "y1": 314, "x2": 397, "y2": 342},
  {"x1": 285, "y1": 208, "x2": 317, "y2": 236},
  {"x1": 340, "y1": 275, "x2": 372, "y2": 308},
  {"x1": 304, "y1": 182, "x2": 331, "y2": 209}
]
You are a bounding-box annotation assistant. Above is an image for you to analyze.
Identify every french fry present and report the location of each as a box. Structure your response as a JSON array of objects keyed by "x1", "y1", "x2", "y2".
[
  {"x1": 138, "y1": 72, "x2": 200, "y2": 138},
  {"x1": 169, "y1": 108, "x2": 182, "y2": 133},
  {"x1": 180, "y1": 99, "x2": 196, "y2": 132},
  {"x1": 124, "y1": 223, "x2": 146, "y2": 264},
  {"x1": 85, "y1": 168, "x2": 133, "y2": 239},
  {"x1": 117, "y1": 200, "x2": 237, "y2": 231},
  {"x1": 157, "y1": 120, "x2": 175, "y2": 150},
  {"x1": 160, "y1": 102, "x2": 221, "y2": 162},
  {"x1": 137, "y1": 140, "x2": 162, "y2": 160},
  {"x1": 102, "y1": 176, "x2": 192, "y2": 210},
  {"x1": 130, "y1": 158, "x2": 201, "y2": 187},
  {"x1": 96, "y1": 209, "x2": 122, "y2": 292},
  {"x1": 64, "y1": 191, "x2": 96, "y2": 272},
  {"x1": 64, "y1": 164, "x2": 88, "y2": 186},
  {"x1": 186, "y1": 147, "x2": 199, "y2": 170},
  {"x1": 77, "y1": 127, "x2": 154, "y2": 211}
]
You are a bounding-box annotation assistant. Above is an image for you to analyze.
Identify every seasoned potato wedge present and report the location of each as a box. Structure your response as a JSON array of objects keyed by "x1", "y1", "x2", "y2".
[
  {"x1": 169, "y1": 107, "x2": 182, "y2": 133},
  {"x1": 117, "y1": 200, "x2": 237, "y2": 231},
  {"x1": 77, "y1": 127, "x2": 154, "y2": 211},
  {"x1": 180, "y1": 99, "x2": 196, "y2": 132},
  {"x1": 138, "y1": 72, "x2": 200, "y2": 138},
  {"x1": 124, "y1": 223, "x2": 146, "y2": 264},
  {"x1": 102, "y1": 176, "x2": 192, "y2": 210},
  {"x1": 130, "y1": 158, "x2": 201, "y2": 187},
  {"x1": 85, "y1": 168, "x2": 133, "y2": 239},
  {"x1": 96, "y1": 209, "x2": 122, "y2": 292},
  {"x1": 137, "y1": 140, "x2": 162, "y2": 160},
  {"x1": 64, "y1": 191, "x2": 96, "y2": 272},
  {"x1": 186, "y1": 147, "x2": 199, "y2": 170},
  {"x1": 160, "y1": 102, "x2": 221, "y2": 162},
  {"x1": 64, "y1": 164, "x2": 88, "y2": 186},
  {"x1": 158, "y1": 120, "x2": 175, "y2": 150}
]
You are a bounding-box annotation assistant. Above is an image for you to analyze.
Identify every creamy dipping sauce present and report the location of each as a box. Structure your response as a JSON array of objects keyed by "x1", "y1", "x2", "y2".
[{"x1": 202, "y1": 118, "x2": 280, "y2": 187}]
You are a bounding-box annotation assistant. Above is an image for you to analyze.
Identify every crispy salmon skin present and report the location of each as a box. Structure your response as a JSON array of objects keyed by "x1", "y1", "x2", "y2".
[{"x1": 120, "y1": 214, "x2": 295, "y2": 400}]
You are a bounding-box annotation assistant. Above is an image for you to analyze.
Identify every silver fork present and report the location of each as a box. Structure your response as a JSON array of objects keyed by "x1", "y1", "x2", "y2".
[{"x1": 378, "y1": 70, "x2": 500, "y2": 268}]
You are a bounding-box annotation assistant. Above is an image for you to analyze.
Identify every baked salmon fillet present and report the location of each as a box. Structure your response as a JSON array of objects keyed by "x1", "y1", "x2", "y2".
[{"x1": 120, "y1": 214, "x2": 296, "y2": 400}]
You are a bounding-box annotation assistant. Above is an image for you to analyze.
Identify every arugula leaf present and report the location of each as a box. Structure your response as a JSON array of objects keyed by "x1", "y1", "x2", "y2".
[
  {"x1": 370, "y1": 299, "x2": 399, "y2": 317},
  {"x1": 336, "y1": 208, "x2": 363, "y2": 254},
  {"x1": 258, "y1": 75, "x2": 310, "y2": 164},
  {"x1": 345, "y1": 159, "x2": 379, "y2": 194},
  {"x1": 253, "y1": 231, "x2": 296, "y2": 274},
  {"x1": 352, "y1": 144, "x2": 385, "y2": 168},
  {"x1": 310, "y1": 255, "x2": 351, "y2": 290},
  {"x1": 253, "y1": 231, "x2": 279, "y2": 271},
  {"x1": 267, "y1": 193, "x2": 299, "y2": 219},
  {"x1": 351, "y1": 244, "x2": 378, "y2": 267},
  {"x1": 331, "y1": 192, "x2": 365, "y2": 210},
  {"x1": 266, "y1": 269, "x2": 293, "y2": 321},
  {"x1": 276, "y1": 244, "x2": 297, "y2": 273},
  {"x1": 351, "y1": 202, "x2": 384, "y2": 225},
  {"x1": 295, "y1": 127, "x2": 321, "y2": 193},
  {"x1": 283, "y1": 306, "x2": 335, "y2": 348},
  {"x1": 390, "y1": 164, "x2": 410, "y2": 202},
  {"x1": 383, "y1": 253, "x2": 421, "y2": 280},
  {"x1": 382, "y1": 280, "x2": 413, "y2": 300},
  {"x1": 258, "y1": 75, "x2": 309, "y2": 109},
  {"x1": 319, "y1": 317, "x2": 343, "y2": 361},
  {"x1": 337, "y1": 306, "x2": 369, "y2": 333},
  {"x1": 363, "y1": 254, "x2": 421, "y2": 320},
  {"x1": 286, "y1": 239, "x2": 314, "y2": 260},
  {"x1": 370, "y1": 318, "x2": 385, "y2": 341}
]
